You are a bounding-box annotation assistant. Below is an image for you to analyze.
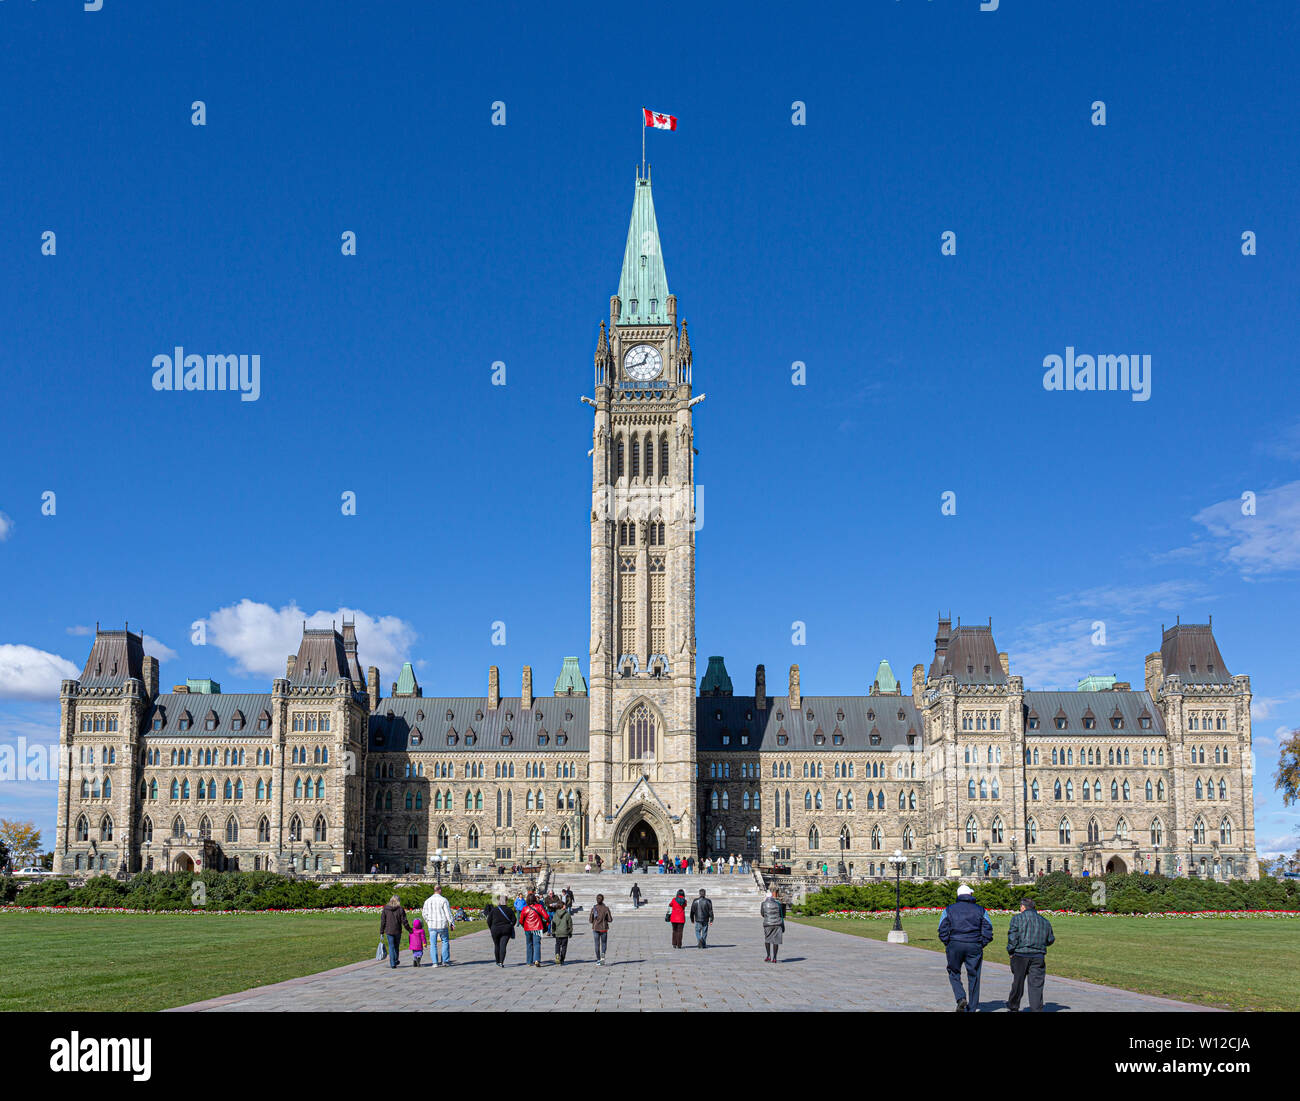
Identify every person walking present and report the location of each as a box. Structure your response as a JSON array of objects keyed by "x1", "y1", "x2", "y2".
[
  {"x1": 690, "y1": 888, "x2": 714, "y2": 948},
  {"x1": 551, "y1": 898, "x2": 574, "y2": 965},
  {"x1": 668, "y1": 888, "x2": 688, "y2": 948},
  {"x1": 760, "y1": 887, "x2": 785, "y2": 962},
  {"x1": 409, "y1": 916, "x2": 427, "y2": 967},
  {"x1": 484, "y1": 888, "x2": 518, "y2": 968},
  {"x1": 938, "y1": 884, "x2": 994, "y2": 1012},
  {"x1": 1006, "y1": 897, "x2": 1055, "y2": 1012},
  {"x1": 520, "y1": 892, "x2": 551, "y2": 967},
  {"x1": 704, "y1": 856, "x2": 713, "y2": 875},
  {"x1": 379, "y1": 895, "x2": 412, "y2": 969},
  {"x1": 563, "y1": 885, "x2": 575, "y2": 911},
  {"x1": 630, "y1": 882, "x2": 642, "y2": 910},
  {"x1": 589, "y1": 893, "x2": 613, "y2": 964},
  {"x1": 421, "y1": 885, "x2": 456, "y2": 967}
]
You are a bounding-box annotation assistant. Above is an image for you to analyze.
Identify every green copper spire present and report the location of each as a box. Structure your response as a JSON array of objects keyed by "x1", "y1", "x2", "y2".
[
  {"x1": 873, "y1": 660, "x2": 898, "y2": 694},
  {"x1": 554, "y1": 656, "x2": 588, "y2": 696},
  {"x1": 700, "y1": 655, "x2": 733, "y2": 697},
  {"x1": 617, "y1": 171, "x2": 670, "y2": 324},
  {"x1": 394, "y1": 662, "x2": 420, "y2": 697}
]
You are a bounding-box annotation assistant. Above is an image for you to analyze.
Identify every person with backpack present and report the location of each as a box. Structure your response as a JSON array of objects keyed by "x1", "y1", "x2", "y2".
[
  {"x1": 520, "y1": 891, "x2": 551, "y2": 967},
  {"x1": 689, "y1": 889, "x2": 714, "y2": 948},
  {"x1": 589, "y1": 893, "x2": 613, "y2": 965},
  {"x1": 1005, "y1": 897, "x2": 1056, "y2": 1012},
  {"x1": 668, "y1": 888, "x2": 688, "y2": 948},
  {"x1": 484, "y1": 889, "x2": 518, "y2": 968},
  {"x1": 938, "y1": 884, "x2": 994, "y2": 1011}
]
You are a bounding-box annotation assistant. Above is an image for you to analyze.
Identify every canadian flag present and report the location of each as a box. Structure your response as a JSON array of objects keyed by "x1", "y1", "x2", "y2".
[{"x1": 643, "y1": 108, "x2": 677, "y2": 131}]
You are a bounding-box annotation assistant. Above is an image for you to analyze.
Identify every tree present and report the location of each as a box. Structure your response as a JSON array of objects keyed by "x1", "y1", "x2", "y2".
[
  {"x1": 0, "y1": 821, "x2": 42, "y2": 868},
  {"x1": 0, "y1": 836, "x2": 8, "y2": 872},
  {"x1": 1276, "y1": 728, "x2": 1300, "y2": 806}
]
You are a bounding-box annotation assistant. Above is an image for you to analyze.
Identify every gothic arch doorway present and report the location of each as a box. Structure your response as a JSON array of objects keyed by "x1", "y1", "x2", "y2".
[
  {"x1": 626, "y1": 820, "x2": 659, "y2": 866},
  {"x1": 1105, "y1": 855, "x2": 1127, "y2": 875},
  {"x1": 173, "y1": 853, "x2": 194, "y2": 872}
]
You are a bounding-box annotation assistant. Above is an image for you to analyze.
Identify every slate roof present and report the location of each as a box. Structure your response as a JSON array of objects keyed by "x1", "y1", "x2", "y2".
[
  {"x1": 1023, "y1": 691, "x2": 1163, "y2": 737},
  {"x1": 1160, "y1": 623, "x2": 1230, "y2": 684},
  {"x1": 291, "y1": 628, "x2": 364, "y2": 688},
  {"x1": 695, "y1": 695, "x2": 923, "y2": 752},
  {"x1": 143, "y1": 693, "x2": 273, "y2": 736},
  {"x1": 369, "y1": 697, "x2": 590, "y2": 753},
  {"x1": 929, "y1": 624, "x2": 1007, "y2": 685},
  {"x1": 79, "y1": 628, "x2": 146, "y2": 689}
]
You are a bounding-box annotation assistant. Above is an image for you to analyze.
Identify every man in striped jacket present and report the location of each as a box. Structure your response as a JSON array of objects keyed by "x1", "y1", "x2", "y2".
[{"x1": 1006, "y1": 898, "x2": 1055, "y2": 1012}]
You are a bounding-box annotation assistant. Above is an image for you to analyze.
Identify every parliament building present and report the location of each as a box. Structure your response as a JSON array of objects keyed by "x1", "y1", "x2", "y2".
[{"x1": 53, "y1": 171, "x2": 1260, "y2": 883}]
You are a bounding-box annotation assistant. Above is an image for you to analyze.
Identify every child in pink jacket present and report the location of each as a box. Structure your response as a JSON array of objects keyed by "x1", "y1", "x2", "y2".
[{"x1": 409, "y1": 917, "x2": 428, "y2": 967}]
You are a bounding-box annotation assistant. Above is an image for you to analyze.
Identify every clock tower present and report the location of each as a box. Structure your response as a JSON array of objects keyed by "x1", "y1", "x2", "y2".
[{"x1": 586, "y1": 166, "x2": 700, "y2": 865}]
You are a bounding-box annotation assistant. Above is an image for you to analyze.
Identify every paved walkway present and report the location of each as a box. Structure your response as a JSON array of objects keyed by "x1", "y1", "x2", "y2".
[{"x1": 172, "y1": 912, "x2": 1210, "y2": 1012}]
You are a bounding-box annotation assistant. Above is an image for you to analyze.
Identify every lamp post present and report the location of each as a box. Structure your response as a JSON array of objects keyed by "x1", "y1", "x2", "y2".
[
  {"x1": 770, "y1": 844, "x2": 779, "y2": 873},
  {"x1": 432, "y1": 849, "x2": 443, "y2": 890},
  {"x1": 452, "y1": 835, "x2": 462, "y2": 880},
  {"x1": 1009, "y1": 836, "x2": 1018, "y2": 883},
  {"x1": 839, "y1": 831, "x2": 849, "y2": 879},
  {"x1": 541, "y1": 825, "x2": 551, "y2": 867},
  {"x1": 887, "y1": 849, "x2": 908, "y2": 943}
]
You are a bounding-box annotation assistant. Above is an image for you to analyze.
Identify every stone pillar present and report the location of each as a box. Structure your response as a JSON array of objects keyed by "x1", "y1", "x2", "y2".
[
  {"x1": 488, "y1": 666, "x2": 500, "y2": 711},
  {"x1": 755, "y1": 664, "x2": 766, "y2": 708},
  {"x1": 521, "y1": 666, "x2": 533, "y2": 710},
  {"x1": 788, "y1": 665, "x2": 800, "y2": 711},
  {"x1": 367, "y1": 666, "x2": 380, "y2": 712}
]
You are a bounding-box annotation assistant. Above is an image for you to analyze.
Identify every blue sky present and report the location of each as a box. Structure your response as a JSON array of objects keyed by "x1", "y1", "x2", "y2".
[{"x1": 1, "y1": 1, "x2": 1297, "y2": 853}]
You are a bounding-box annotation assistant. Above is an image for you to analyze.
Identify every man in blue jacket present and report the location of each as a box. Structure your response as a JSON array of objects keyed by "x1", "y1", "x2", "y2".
[{"x1": 937, "y1": 883, "x2": 994, "y2": 1011}]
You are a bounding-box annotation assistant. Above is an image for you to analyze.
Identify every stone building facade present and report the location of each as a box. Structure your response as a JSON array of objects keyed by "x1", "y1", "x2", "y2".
[{"x1": 52, "y1": 172, "x2": 1259, "y2": 881}]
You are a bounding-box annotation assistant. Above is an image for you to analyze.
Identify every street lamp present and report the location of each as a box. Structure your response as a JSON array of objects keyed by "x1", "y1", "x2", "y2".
[
  {"x1": 432, "y1": 849, "x2": 444, "y2": 890},
  {"x1": 452, "y1": 835, "x2": 462, "y2": 880},
  {"x1": 770, "y1": 844, "x2": 779, "y2": 872},
  {"x1": 541, "y1": 825, "x2": 551, "y2": 867},
  {"x1": 839, "y1": 831, "x2": 849, "y2": 879},
  {"x1": 887, "y1": 850, "x2": 908, "y2": 944}
]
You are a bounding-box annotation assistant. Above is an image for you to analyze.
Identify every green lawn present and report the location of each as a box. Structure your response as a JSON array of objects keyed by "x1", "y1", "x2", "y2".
[
  {"x1": 793, "y1": 913, "x2": 1300, "y2": 1011},
  {"x1": 0, "y1": 912, "x2": 481, "y2": 1012}
]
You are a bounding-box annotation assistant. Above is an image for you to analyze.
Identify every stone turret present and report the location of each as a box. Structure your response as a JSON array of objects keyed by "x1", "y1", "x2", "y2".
[
  {"x1": 488, "y1": 666, "x2": 500, "y2": 710},
  {"x1": 142, "y1": 655, "x2": 159, "y2": 701},
  {"x1": 286, "y1": 654, "x2": 296, "y2": 679},
  {"x1": 911, "y1": 664, "x2": 925, "y2": 707},
  {"x1": 755, "y1": 664, "x2": 766, "y2": 709},
  {"x1": 1145, "y1": 651, "x2": 1163, "y2": 699},
  {"x1": 367, "y1": 666, "x2": 380, "y2": 711},
  {"x1": 788, "y1": 664, "x2": 800, "y2": 710},
  {"x1": 521, "y1": 666, "x2": 534, "y2": 710}
]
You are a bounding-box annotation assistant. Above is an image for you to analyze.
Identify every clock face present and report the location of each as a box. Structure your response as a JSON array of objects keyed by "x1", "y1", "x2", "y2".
[{"x1": 624, "y1": 344, "x2": 663, "y2": 382}]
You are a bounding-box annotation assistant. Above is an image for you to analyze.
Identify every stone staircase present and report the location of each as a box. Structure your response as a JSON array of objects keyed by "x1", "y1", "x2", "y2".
[{"x1": 551, "y1": 871, "x2": 765, "y2": 917}]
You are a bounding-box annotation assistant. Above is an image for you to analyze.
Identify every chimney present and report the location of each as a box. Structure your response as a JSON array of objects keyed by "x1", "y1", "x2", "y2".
[
  {"x1": 521, "y1": 666, "x2": 534, "y2": 710},
  {"x1": 488, "y1": 665, "x2": 501, "y2": 710},
  {"x1": 142, "y1": 656, "x2": 159, "y2": 701},
  {"x1": 286, "y1": 654, "x2": 297, "y2": 679},
  {"x1": 367, "y1": 666, "x2": 380, "y2": 711},
  {"x1": 911, "y1": 664, "x2": 925, "y2": 708},
  {"x1": 755, "y1": 664, "x2": 766, "y2": 709},
  {"x1": 1112, "y1": 681, "x2": 1131, "y2": 692},
  {"x1": 788, "y1": 664, "x2": 800, "y2": 711},
  {"x1": 998, "y1": 652, "x2": 1010, "y2": 677},
  {"x1": 1144, "y1": 652, "x2": 1163, "y2": 699},
  {"x1": 172, "y1": 684, "x2": 189, "y2": 694}
]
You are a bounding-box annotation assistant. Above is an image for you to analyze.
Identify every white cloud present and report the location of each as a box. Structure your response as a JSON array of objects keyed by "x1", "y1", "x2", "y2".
[
  {"x1": 0, "y1": 512, "x2": 11, "y2": 542},
  {"x1": 0, "y1": 644, "x2": 80, "y2": 700},
  {"x1": 143, "y1": 634, "x2": 177, "y2": 663},
  {"x1": 1191, "y1": 481, "x2": 1300, "y2": 578},
  {"x1": 65, "y1": 625, "x2": 94, "y2": 636},
  {"x1": 200, "y1": 599, "x2": 418, "y2": 680}
]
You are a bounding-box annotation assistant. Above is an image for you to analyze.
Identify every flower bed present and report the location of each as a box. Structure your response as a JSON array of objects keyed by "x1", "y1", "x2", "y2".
[{"x1": 0, "y1": 905, "x2": 485, "y2": 917}]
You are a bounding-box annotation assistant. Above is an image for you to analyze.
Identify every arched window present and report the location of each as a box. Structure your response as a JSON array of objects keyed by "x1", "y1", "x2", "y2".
[
  {"x1": 989, "y1": 779, "x2": 999, "y2": 800},
  {"x1": 965, "y1": 815, "x2": 978, "y2": 844},
  {"x1": 1087, "y1": 817, "x2": 1100, "y2": 843},
  {"x1": 1059, "y1": 818, "x2": 1072, "y2": 844},
  {"x1": 315, "y1": 778, "x2": 325, "y2": 799},
  {"x1": 468, "y1": 824, "x2": 480, "y2": 849},
  {"x1": 714, "y1": 824, "x2": 727, "y2": 852},
  {"x1": 1157, "y1": 779, "x2": 1165, "y2": 800},
  {"x1": 437, "y1": 824, "x2": 449, "y2": 848},
  {"x1": 181, "y1": 779, "x2": 191, "y2": 799},
  {"x1": 846, "y1": 790, "x2": 855, "y2": 811},
  {"x1": 289, "y1": 815, "x2": 302, "y2": 842},
  {"x1": 226, "y1": 817, "x2": 239, "y2": 843},
  {"x1": 1053, "y1": 779, "x2": 1062, "y2": 800},
  {"x1": 721, "y1": 790, "x2": 730, "y2": 810},
  {"x1": 1195, "y1": 778, "x2": 1203, "y2": 799},
  {"x1": 631, "y1": 435, "x2": 640, "y2": 477},
  {"x1": 256, "y1": 779, "x2": 265, "y2": 800},
  {"x1": 1065, "y1": 780, "x2": 1074, "y2": 800},
  {"x1": 1150, "y1": 817, "x2": 1163, "y2": 846},
  {"x1": 1116, "y1": 818, "x2": 1129, "y2": 841},
  {"x1": 142, "y1": 815, "x2": 153, "y2": 843},
  {"x1": 1031, "y1": 779, "x2": 1040, "y2": 801},
  {"x1": 1192, "y1": 817, "x2": 1206, "y2": 844},
  {"x1": 627, "y1": 702, "x2": 656, "y2": 760},
  {"x1": 968, "y1": 779, "x2": 976, "y2": 799},
  {"x1": 1122, "y1": 779, "x2": 1130, "y2": 800},
  {"x1": 807, "y1": 826, "x2": 820, "y2": 851},
  {"x1": 258, "y1": 816, "x2": 270, "y2": 842},
  {"x1": 170, "y1": 779, "x2": 180, "y2": 800},
  {"x1": 314, "y1": 815, "x2": 327, "y2": 842},
  {"x1": 529, "y1": 824, "x2": 540, "y2": 848},
  {"x1": 1026, "y1": 817, "x2": 1037, "y2": 844},
  {"x1": 1218, "y1": 779, "x2": 1226, "y2": 799},
  {"x1": 1145, "y1": 779, "x2": 1153, "y2": 800},
  {"x1": 560, "y1": 824, "x2": 572, "y2": 849},
  {"x1": 871, "y1": 826, "x2": 882, "y2": 850},
  {"x1": 979, "y1": 778, "x2": 987, "y2": 800},
  {"x1": 75, "y1": 814, "x2": 89, "y2": 842},
  {"x1": 1220, "y1": 817, "x2": 1232, "y2": 845},
  {"x1": 408, "y1": 827, "x2": 419, "y2": 850},
  {"x1": 902, "y1": 826, "x2": 914, "y2": 850},
  {"x1": 839, "y1": 824, "x2": 851, "y2": 850},
  {"x1": 1110, "y1": 780, "x2": 1118, "y2": 801},
  {"x1": 294, "y1": 777, "x2": 303, "y2": 799},
  {"x1": 814, "y1": 790, "x2": 823, "y2": 810},
  {"x1": 172, "y1": 816, "x2": 186, "y2": 839},
  {"x1": 990, "y1": 816, "x2": 1004, "y2": 843},
  {"x1": 198, "y1": 816, "x2": 211, "y2": 840}
]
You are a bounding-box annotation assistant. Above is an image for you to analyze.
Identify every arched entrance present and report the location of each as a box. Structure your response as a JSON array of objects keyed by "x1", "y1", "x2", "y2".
[
  {"x1": 1105, "y1": 855, "x2": 1127, "y2": 875},
  {"x1": 626, "y1": 820, "x2": 659, "y2": 866},
  {"x1": 173, "y1": 853, "x2": 194, "y2": 872}
]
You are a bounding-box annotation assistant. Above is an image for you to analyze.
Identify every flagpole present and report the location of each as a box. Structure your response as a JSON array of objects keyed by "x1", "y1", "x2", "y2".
[{"x1": 641, "y1": 109, "x2": 646, "y2": 178}]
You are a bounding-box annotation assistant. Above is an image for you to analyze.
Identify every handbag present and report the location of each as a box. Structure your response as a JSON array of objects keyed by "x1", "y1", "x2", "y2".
[
  {"x1": 499, "y1": 906, "x2": 516, "y2": 938},
  {"x1": 665, "y1": 911, "x2": 672, "y2": 923}
]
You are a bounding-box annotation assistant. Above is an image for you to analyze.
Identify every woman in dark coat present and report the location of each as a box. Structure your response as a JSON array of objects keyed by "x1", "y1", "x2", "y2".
[
  {"x1": 669, "y1": 888, "x2": 688, "y2": 948},
  {"x1": 484, "y1": 888, "x2": 519, "y2": 967},
  {"x1": 379, "y1": 895, "x2": 412, "y2": 968}
]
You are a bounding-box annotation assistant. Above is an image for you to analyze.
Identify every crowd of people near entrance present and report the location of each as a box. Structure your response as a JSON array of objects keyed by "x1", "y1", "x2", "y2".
[{"x1": 616, "y1": 852, "x2": 750, "y2": 875}]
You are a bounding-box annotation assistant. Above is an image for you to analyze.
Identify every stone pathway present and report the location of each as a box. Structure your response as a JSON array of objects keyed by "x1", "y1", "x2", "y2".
[{"x1": 172, "y1": 910, "x2": 1211, "y2": 1012}]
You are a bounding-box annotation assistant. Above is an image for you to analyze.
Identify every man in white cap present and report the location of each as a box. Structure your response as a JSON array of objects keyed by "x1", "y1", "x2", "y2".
[{"x1": 938, "y1": 884, "x2": 993, "y2": 1011}]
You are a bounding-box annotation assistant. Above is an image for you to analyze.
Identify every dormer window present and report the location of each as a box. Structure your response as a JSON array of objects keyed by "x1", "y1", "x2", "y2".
[
  {"x1": 740, "y1": 734, "x2": 749, "y2": 745},
  {"x1": 152, "y1": 717, "x2": 163, "y2": 732},
  {"x1": 649, "y1": 299, "x2": 657, "y2": 313},
  {"x1": 501, "y1": 733, "x2": 513, "y2": 747},
  {"x1": 806, "y1": 710, "x2": 814, "y2": 720},
  {"x1": 538, "y1": 732, "x2": 549, "y2": 746},
  {"x1": 476, "y1": 710, "x2": 484, "y2": 721},
  {"x1": 446, "y1": 710, "x2": 454, "y2": 721},
  {"x1": 1028, "y1": 716, "x2": 1040, "y2": 730},
  {"x1": 721, "y1": 734, "x2": 730, "y2": 745},
  {"x1": 416, "y1": 710, "x2": 424, "y2": 722},
  {"x1": 410, "y1": 728, "x2": 422, "y2": 747},
  {"x1": 231, "y1": 712, "x2": 244, "y2": 731},
  {"x1": 466, "y1": 733, "x2": 477, "y2": 746},
  {"x1": 866, "y1": 710, "x2": 875, "y2": 722},
  {"x1": 715, "y1": 710, "x2": 723, "y2": 722},
  {"x1": 258, "y1": 712, "x2": 270, "y2": 731},
  {"x1": 565, "y1": 710, "x2": 574, "y2": 722},
  {"x1": 375, "y1": 731, "x2": 385, "y2": 746},
  {"x1": 1055, "y1": 717, "x2": 1067, "y2": 730},
  {"x1": 447, "y1": 733, "x2": 458, "y2": 746},
  {"x1": 535, "y1": 711, "x2": 543, "y2": 722},
  {"x1": 556, "y1": 734, "x2": 566, "y2": 746},
  {"x1": 776, "y1": 711, "x2": 784, "y2": 721},
  {"x1": 870, "y1": 733, "x2": 881, "y2": 746},
  {"x1": 629, "y1": 298, "x2": 638, "y2": 313},
  {"x1": 897, "y1": 709, "x2": 905, "y2": 721},
  {"x1": 776, "y1": 732, "x2": 788, "y2": 746}
]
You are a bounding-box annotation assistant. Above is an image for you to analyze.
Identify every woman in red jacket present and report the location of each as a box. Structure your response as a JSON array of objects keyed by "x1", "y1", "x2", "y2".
[
  {"x1": 520, "y1": 892, "x2": 551, "y2": 967},
  {"x1": 669, "y1": 888, "x2": 688, "y2": 948}
]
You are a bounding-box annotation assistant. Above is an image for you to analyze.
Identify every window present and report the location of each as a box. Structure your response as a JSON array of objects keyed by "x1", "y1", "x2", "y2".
[
  {"x1": 1059, "y1": 818, "x2": 1072, "y2": 844},
  {"x1": 965, "y1": 816, "x2": 978, "y2": 844},
  {"x1": 807, "y1": 826, "x2": 820, "y2": 851},
  {"x1": 1031, "y1": 779, "x2": 1040, "y2": 801},
  {"x1": 990, "y1": 817, "x2": 1004, "y2": 843},
  {"x1": 1220, "y1": 817, "x2": 1232, "y2": 845}
]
